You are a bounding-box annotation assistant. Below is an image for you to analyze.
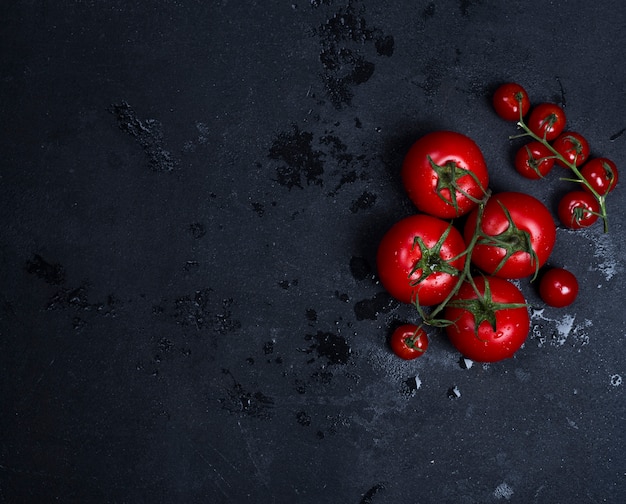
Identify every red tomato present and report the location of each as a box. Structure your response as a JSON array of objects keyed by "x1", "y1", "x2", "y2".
[
  {"x1": 539, "y1": 268, "x2": 579, "y2": 307},
  {"x1": 580, "y1": 158, "x2": 619, "y2": 195},
  {"x1": 551, "y1": 131, "x2": 590, "y2": 168},
  {"x1": 464, "y1": 192, "x2": 556, "y2": 279},
  {"x1": 557, "y1": 190, "x2": 599, "y2": 229},
  {"x1": 377, "y1": 214, "x2": 467, "y2": 306},
  {"x1": 527, "y1": 103, "x2": 566, "y2": 141},
  {"x1": 443, "y1": 276, "x2": 530, "y2": 362},
  {"x1": 401, "y1": 131, "x2": 490, "y2": 219},
  {"x1": 514, "y1": 141, "x2": 555, "y2": 179},
  {"x1": 492, "y1": 82, "x2": 531, "y2": 121},
  {"x1": 390, "y1": 324, "x2": 429, "y2": 360}
]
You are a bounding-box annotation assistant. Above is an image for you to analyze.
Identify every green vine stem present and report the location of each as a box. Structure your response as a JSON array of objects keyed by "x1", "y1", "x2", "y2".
[
  {"x1": 414, "y1": 189, "x2": 492, "y2": 327},
  {"x1": 512, "y1": 107, "x2": 610, "y2": 233},
  {"x1": 413, "y1": 188, "x2": 534, "y2": 334}
]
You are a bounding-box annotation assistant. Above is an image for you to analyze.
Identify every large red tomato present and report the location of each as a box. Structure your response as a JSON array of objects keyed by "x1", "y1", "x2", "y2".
[
  {"x1": 376, "y1": 214, "x2": 467, "y2": 306},
  {"x1": 444, "y1": 276, "x2": 530, "y2": 362},
  {"x1": 401, "y1": 131, "x2": 489, "y2": 218},
  {"x1": 464, "y1": 192, "x2": 556, "y2": 279}
]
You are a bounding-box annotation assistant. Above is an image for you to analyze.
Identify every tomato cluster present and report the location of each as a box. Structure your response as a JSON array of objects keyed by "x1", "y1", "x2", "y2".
[
  {"x1": 378, "y1": 82, "x2": 618, "y2": 363},
  {"x1": 494, "y1": 83, "x2": 618, "y2": 232}
]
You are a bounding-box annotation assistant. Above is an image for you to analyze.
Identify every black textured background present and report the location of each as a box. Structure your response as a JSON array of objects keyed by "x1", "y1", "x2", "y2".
[{"x1": 2, "y1": 1, "x2": 626, "y2": 503}]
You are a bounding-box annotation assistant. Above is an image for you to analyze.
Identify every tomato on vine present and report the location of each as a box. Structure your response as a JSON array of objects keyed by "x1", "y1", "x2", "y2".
[
  {"x1": 463, "y1": 192, "x2": 556, "y2": 279},
  {"x1": 514, "y1": 141, "x2": 555, "y2": 179},
  {"x1": 376, "y1": 214, "x2": 467, "y2": 306},
  {"x1": 401, "y1": 131, "x2": 489, "y2": 219},
  {"x1": 557, "y1": 190, "x2": 600, "y2": 229},
  {"x1": 580, "y1": 158, "x2": 619, "y2": 195},
  {"x1": 390, "y1": 324, "x2": 429, "y2": 360},
  {"x1": 552, "y1": 131, "x2": 590, "y2": 168},
  {"x1": 539, "y1": 268, "x2": 579, "y2": 308},
  {"x1": 492, "y1": 82, "x2": 531, "y2": 121},
  {"x1": 443, "y1": 276, "x2": 530, "y2": 362},
  {"x1": 527, "y1": 102, "x2": 566, "y2": 141}
]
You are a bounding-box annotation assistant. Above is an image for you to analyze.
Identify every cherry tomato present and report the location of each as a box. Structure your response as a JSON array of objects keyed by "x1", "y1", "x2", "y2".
[
  {"x1": 443, "y1": 276, "x2": 530, "y2": 362},
  {"x1": 514, "y1": 141, "x2": 555, "y2": 179},
  {"x1": 527, "y1": 103, "x2": 566, "y2": 141},
  {"x1": 377, "y1": 214, "x2": 467, "y2": 306},
  {"x1": 551, "y1": 131, "x2": 590, "y2": 168},
  {"x1": 492, "y1": 82, "x2": 531, "y2": 121},
  {"x1": 580, "y1": 158, "x2": 619, "y2": 195},
  {"x1": 401, "y1": 131, "x2": 490, "y2": 219},
  {"x1": 539, "y1": 268, "x2": 579, "y2": 308},
  {"x1": 557, "y1": 190, "x2": 599, "y2": 229},
  {"x1": 390, "y1": 324, "x2": 429, "y2": 360},
  {"x1": 463, "y1": 192, "x2": 556, "y2": 279}
]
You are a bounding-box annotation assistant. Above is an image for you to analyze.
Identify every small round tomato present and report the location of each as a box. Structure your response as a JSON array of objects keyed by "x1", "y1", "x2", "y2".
[
  {"x1": 580, "y1": 158, "x2": 619, "y2": 195},
  {"x1": 514, "y1": 141, "x2": 555, "y2": 179},
  {"x1": 552, "y1": 131, "x2": 590, "y2": 168},
  {"x1": 492, "y1": 82, "x2": 531, "y2": 121},
  {"x1": 401, "y1": 131, "x2": 490, "y2": 219},
  {"x1": 376, "y1": 214, "x2": 467, "y2": 306},
  {"x1": 557, "y1": 190, "x2": 600, "y2": 229},
  {"x1": 539, "y1": 268, "x2": 579, "y2": 308},
  {"x1": 443, "y1": 276, "x2": 530, "y2": 362},
  {"x1": 464, "y1": 192, "x2": 556, "y2": 279},
  {"x1": 527, "y1": 102, "x2": 566, "y2": 141},
  {"x1": 390, "y1": 324, "x2": 429, "y2": 360}
]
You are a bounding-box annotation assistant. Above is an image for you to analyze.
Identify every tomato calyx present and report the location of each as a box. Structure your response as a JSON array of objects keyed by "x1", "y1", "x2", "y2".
[
  {"x1": 555, "y1": 133, "x2": 587, "y2": 166},
  {"x1": 428, "y1": 155, "x2": 486, "y2": 213},
  {"x1": 522, "y1": 144, "x2": 555, "y2": 178},
  {"x1": 408, "y1": 223, "x2": 463, "y2": 287},
  {"x1": 475, "y1": 201, "x2": 539, "y2": 279},
  {"x1": 537, "y1": 113, "x2": 559, "y2": 139},
  {"x1": 446, "y1": 276, "x2": 526, "y2": 338},
  {"x1": 403, "y1": 327, "x2": 427, "y2": 352},
  {"x1": 572, "y1": 205, "x2": 599, "y2": 224}
]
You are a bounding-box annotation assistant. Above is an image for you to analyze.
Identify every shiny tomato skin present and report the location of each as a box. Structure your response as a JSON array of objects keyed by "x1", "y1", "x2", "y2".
[
  {"x1": 377, "y1": 214, "x2": 467, "y2": 306},
  {"x1": 464, "y1": 192, "x2": 556, "y2": 279},
  {"x1": 401, "y1": 131, "x2": 489, "y2": 219},
  {"x1": 492, "y1": 82, "x2": 531, "y2": 121},
  {"x1": 390, "y1": 324, "x2": 429, "y2": 360},
  {"x1": 552, "y1": 131, "x2": 590, "y2": 168},
  {"x1": 557, "y1": 190, "x2": 599, "y2": 229},
  {"x1": 514, "y1": 141, "x2": 555, "y2": 179},
  {"x1": 539, "y1": 268, "x2": 579, "y2": 308},
  {"x1": 444, "y1": 276, "x2": 530, "y2": 362},
  {"x1": 527, "y1": 103, "x2": 566, "y2": 141},
  {"x1": 580, "y1": 158, "x2": 619, "y2": 195}
]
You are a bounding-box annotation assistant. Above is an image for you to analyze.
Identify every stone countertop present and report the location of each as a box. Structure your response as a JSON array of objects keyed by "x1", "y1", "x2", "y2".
[{"x1": 2, "y1": 1, "x2": 625, "y2": 502}]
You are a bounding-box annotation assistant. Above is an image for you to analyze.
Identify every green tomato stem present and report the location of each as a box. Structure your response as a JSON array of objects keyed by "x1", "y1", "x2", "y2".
[
  {"x1": 420, "y1": 189, "x2": 492, "y2": 326},
  {"x1": 513, "y1": 119, "x2": 610, "y2": 233}
]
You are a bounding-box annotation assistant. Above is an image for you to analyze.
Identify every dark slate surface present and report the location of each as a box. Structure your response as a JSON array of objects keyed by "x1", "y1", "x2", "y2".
[{"x1": 2, "y1": 1, "x2": 625, "y2": 503}]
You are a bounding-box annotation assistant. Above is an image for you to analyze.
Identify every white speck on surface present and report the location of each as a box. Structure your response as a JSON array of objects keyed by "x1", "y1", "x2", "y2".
[
  {"x1": 494, "y1": 481, "x2": 514, "y2": 500},
  {"x1": 448, "y1": 385, "x2": 461, "y2": 399},
  {"x1": 414, "y1": 374, "x2": 422, "y2": 390},
  {"x1": 561, "y1": 227, "x2": 623, "y2": 282},
  {"x1": 531, "y1": 309, "x2": 592, "y2": 348},
  {"x1": 610, "y1": 374, "x2": 622, "y2": 387},
  {"x1": 463, "y1": 358, "x2": 473, "y2": 369},
  {"x1": 589, "y1": 231, "x2": 622, "y2": 281},
  {"x1": 555, "y1": 314, "x2": 576, "y2": 344}
]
